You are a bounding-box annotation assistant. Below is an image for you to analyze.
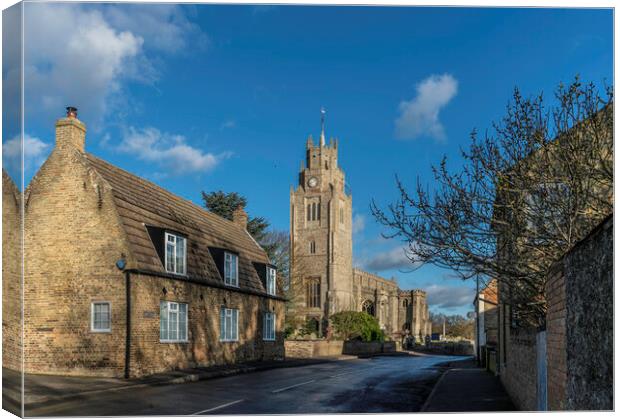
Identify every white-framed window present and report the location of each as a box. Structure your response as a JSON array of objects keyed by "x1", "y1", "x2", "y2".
[
  {"x1": 263, "y1": 312, "x2": 276, "y2": 341},
  {"x1": 91, "y1": 302, "x2": 111, "y2": 332},
  {"x1": 224, "y1": 252, "x2": 239, "y2": 287},
  {"x1": 160, "y1": 301, "x2": 188, "y2": 342},
  {"x1": 165, "y1": 232, "x2": 186, "y2": 275},
  {"x1": 267, "y1": 266, "x2": 277, "y2": 295},
  {"x1": 220, "y1": 307, "x2": 239, "y2": 342}
]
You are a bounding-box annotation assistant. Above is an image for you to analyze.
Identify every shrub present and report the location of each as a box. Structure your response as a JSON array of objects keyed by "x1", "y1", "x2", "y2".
[{"x1": 329, "y1": 311, "x2": 385, "y2": 342}]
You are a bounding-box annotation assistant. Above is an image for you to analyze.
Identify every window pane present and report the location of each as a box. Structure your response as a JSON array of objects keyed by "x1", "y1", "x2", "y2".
[
  {"x1": 179, "y1": 304, "x2": 187, "y2": 341},
  {"x1": 176, "y1": 237, "x2": 186, "y2": 274},
  {"x1": 166, "y1": 242, "x2": 175, "y2": 272},
  {"x1": 170, "y1": 311, "x2": 178, "y2": 340},
  {"x1": 231, "y1": 255, "x2": 238, "y2": 285}
]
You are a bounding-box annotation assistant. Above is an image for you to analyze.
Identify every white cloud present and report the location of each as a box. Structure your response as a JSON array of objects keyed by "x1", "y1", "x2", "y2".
[
  {"x1": 361, "y1": 246, "x2": 417, "y2": 272},
  {"x1": 118, "y1": 127, "x2": 230, "y2": 176},
  {"x1": 102, "y1": 4, "x2": 209, "y2": 53},
  {"x1": 426, "y1": 284, "x2": 474, "y2": 309},
  {"x1": 352, "y1": 214, "x2": 365, "y2": 234},
  {"x1": 20, "y1": 3, "x2": 205, "y2": 129},
  {"x1": 395, "y1": 73, "x2": 458, "y2": 141},
  {"x1": 2, "y1": 134, "x2": 51, "y2": 177},
  {"x1": 220, "y1": 119, "x2": 237, "y2": 130}
]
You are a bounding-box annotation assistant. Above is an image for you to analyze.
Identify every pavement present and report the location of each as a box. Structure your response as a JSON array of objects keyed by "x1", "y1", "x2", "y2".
[
  {"x1": 421, "y1": 359, "x2": 515, "y2": 412},
  {"x1": 7, "y1": 352, "x2": 477, "y2": 416}
]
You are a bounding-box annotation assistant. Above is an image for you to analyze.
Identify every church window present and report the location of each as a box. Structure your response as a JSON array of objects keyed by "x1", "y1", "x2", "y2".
[
  {"x1": 309, "y1": 241, "x2": 316, "y2": 254},
  {"x1": 361, "y1": 300, "x2": 375, "y2": 316},
  {"x1": 307, "y1": 204, "x2": 311, "y2": 221},
  {"x1": 403, "y1": 299, "x2": 409, "y2": 308},
  {"x1": 312, "y1": 203, "x2": 316, "y2": 220},
  {"x1": 317, "y1": 203, "x2": 320, "y2": 220},
  {"x1": 306, "y1": 279, "x2": 320, "y2": 308}
]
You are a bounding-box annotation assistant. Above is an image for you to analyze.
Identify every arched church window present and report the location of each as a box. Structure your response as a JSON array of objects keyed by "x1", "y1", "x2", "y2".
[
  {"x1": 317, "y1": 203, "x2": 320, "y2": 220},
  {"x1": 306, "y1": 279, "x2": 320, "y2": 308},
  {"x1": 307, "y1": 204, "x2": 311, "y2": 221},
  {"x1": 361, "y1": 300, "x2": 375, "y2": 316},
  {"x1": 312, "y1": 203, "x2": 316, "y2": 220}
]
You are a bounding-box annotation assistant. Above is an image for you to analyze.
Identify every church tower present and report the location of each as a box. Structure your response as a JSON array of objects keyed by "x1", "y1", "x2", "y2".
[{"x1": 289, "y1": 110, "x2": 353, "y2": 335}]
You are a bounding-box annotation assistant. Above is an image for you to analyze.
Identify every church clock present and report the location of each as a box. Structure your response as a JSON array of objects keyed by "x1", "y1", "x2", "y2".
[{"x1": 307, "y1": 177, "x2": 318, "y2": 188}]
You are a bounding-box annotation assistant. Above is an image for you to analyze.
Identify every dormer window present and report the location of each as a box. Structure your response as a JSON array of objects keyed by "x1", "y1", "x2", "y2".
[
  {"x1": 267, "y1": 266, "x2": 276, "y2": 295},
  {"x1": 224, "y1": 252, "x2": 239, "y2": 287},
  {"x1": 165, "y1": 232, "x2": 186, "y2": 275}
]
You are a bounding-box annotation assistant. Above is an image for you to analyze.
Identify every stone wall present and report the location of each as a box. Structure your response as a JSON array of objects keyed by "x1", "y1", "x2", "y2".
[
  {"x1": 563, "y1": 215, "x2": 613, "y2": 410},
  {"x1": 500, "y1": 328, "x2": 538, "y2": 411},
  {"x1": 23, "y1": 146, "x2": 131, "y2": 377},
  {"x1": 284, "y1": 339, "x2": 396, "y2": 358},
  {"x1": 130, "y1": 273, "x2": 285, "y2": 377},
  {"x1": 545, "y1": 266, "x2": 567, "y2": 410},
  {"x1": 2, "y1": 171, "x2": 22, "y2": 372}
]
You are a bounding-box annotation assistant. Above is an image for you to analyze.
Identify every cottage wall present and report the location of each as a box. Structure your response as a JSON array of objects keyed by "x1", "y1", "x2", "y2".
[
  {"x1": 3, "y1": 171, "x2": 23, "y2": 371},
  {"x1": 129, "y1": 273, "x2": 285, "y2": 377},
  {"x1": 23, "y1": 145, "x2": 131, "y2": 377}
]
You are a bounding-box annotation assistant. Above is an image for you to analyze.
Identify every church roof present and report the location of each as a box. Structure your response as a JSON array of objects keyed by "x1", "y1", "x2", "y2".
[{"x1": 83, "y1": 153, "x2": 274, "y2": 297}]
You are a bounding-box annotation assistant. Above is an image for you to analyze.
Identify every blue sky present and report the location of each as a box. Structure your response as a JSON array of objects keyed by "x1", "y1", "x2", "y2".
[{"x1": 3, "y1": 4, "x2": 612, "y2": 315}]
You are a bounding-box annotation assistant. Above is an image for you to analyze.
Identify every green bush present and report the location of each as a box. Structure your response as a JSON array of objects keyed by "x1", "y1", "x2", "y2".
[{"x1": 329, "y1": 311, "x2": 385, "y2": 342}]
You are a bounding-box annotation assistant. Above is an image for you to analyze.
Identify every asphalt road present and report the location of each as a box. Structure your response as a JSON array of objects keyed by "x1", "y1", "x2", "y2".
[{"x1": 27, "y1": 354, "x2": 470, "y2": 416}]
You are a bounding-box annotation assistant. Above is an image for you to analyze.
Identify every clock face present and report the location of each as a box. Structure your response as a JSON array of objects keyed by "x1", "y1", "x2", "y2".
[{"x1": 308, "y1": 177, "x2": 318, "y2": 188}]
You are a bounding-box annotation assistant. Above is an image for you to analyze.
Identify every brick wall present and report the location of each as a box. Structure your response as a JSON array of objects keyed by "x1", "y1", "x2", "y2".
[
  {"x1": 130, "y1": 273, "x2": 285, "y2": 377},
  {"x1": 500, "y1": 327, "x2": 538, "y2": 411},
  {"x1": 545, "y1": 266, "x2": 566, "y2": 410},
  {"x1": 2, "y1": 171, "x2": 22, "y2": 371},
  {"x1": 23, "y1": 146, "x2": 130, "y2": 377}
]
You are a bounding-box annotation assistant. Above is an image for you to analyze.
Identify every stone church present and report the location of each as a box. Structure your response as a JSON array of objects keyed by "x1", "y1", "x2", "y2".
[{"x1": 289, "y1": 117, "x2": 432, "y2": 341}]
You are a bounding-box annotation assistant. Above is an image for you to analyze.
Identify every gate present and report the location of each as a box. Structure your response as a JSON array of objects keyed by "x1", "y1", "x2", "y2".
[{"x1": 536, "y1": 330, "x2": 547, "y2": 410}]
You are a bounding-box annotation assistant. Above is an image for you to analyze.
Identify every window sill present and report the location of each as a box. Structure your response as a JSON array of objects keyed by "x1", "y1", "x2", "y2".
[
  {"x1": 263, "y1": 338, "x2": 276, "y2": 342},
  {"x1": 165, "y1": 270, "x2": 187, "y2": 277},
  {"x1": 91, "y1": 329, "x2": 111, "y2": 333}
]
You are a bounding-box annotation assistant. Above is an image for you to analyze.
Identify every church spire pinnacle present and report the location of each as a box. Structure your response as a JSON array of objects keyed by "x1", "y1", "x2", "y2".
[{"x1": 320, "y1": 107, "x2": 326, "y2": 147}]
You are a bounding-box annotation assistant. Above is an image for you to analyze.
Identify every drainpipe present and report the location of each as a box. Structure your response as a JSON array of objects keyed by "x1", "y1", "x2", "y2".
[{"x1": 125, "y1": 270, "x2": 131, "y2": 379}]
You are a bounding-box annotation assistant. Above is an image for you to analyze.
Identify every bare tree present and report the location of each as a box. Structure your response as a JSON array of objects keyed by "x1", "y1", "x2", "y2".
[{"x1": 372, "y1": 78, "x2": 613, "y2": 326}]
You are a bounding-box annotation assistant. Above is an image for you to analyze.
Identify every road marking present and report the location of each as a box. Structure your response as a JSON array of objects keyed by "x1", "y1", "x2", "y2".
[
  {"x1": 271, "y1": 380, "x2": 316, "y2": 393},
  {"x1": 191, "y1": 399, "x2": 245, "y2": 415},
  {"x1": 329, "y1": 370, "x2": 355, "y2": 378}
]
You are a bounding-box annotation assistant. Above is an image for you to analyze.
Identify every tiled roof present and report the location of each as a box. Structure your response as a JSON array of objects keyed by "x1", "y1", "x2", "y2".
[{"x1": 84, "y1": 153, "x2": 271, "y2": 296}]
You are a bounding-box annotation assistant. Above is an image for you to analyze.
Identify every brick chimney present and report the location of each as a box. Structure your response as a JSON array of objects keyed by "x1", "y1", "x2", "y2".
[
  {"x1": 55, "y1": 106, "x2": 86, "y2": 152},
  {"x1": 232, "y1": 205, "x2": 248, "y2": 230}
]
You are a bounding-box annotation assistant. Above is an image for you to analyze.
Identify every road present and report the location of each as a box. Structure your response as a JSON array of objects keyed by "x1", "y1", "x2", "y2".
[{"x1": 27, "y1": 354, "x2": 470, "y2": 416}]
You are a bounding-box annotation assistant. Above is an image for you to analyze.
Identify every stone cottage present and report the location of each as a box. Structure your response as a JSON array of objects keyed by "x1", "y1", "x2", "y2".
[{"x1": 5, "y1": 107, "x2": 285, "y2": 378}]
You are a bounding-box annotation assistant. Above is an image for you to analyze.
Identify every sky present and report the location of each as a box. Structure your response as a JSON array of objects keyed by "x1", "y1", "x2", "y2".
[{"x1": 2, "y1": 3, "x2": 613, "y2": 316}]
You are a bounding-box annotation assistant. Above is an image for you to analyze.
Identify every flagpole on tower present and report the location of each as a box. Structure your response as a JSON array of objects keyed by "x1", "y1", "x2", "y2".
[{"x1": 320, "y1": 107, "x2": 326, "y2": 146}]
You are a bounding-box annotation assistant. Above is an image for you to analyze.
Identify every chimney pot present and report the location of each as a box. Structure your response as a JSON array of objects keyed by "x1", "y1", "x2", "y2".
[{"x1": 66, "y1": 106, "x2": 78, "y2": 118}]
